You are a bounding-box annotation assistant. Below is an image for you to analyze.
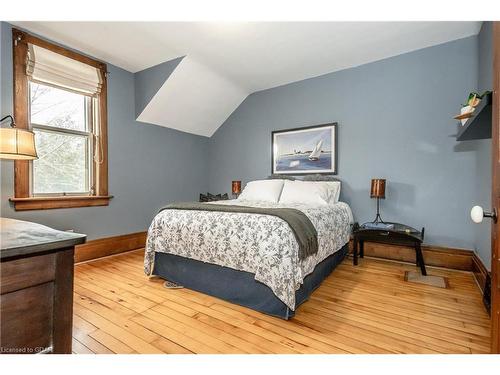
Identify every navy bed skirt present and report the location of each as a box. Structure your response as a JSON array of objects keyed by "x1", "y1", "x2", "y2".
[{"x1": 152, "y1": 243, "x2": 349, "y2": 319}]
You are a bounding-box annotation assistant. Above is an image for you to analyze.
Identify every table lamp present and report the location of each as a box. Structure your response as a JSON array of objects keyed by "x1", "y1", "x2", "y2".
[
  {"x1": 370, "y1": 178, "x2": 386, "y2": 224},
  {"x1": 0, "y1": 115, "x2": 38, "y2": 160},
  {"x1": 232, "y1": 180, "x2": 242, "y2": 198}
]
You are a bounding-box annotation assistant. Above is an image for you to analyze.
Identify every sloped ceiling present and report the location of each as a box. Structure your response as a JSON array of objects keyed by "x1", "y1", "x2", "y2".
[
  {"x1": 12, "y1": 22, "x2": 482, "y2": 137},
  {"x1": 134, "y1": 56, "x2": 183, "y2": 119},
  {"x1": 135, "y1": 56, "x2": 247, "y2": 136}
]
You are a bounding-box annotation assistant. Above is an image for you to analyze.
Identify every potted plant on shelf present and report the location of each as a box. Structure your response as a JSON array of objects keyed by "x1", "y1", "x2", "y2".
[{"x1": 454, "y1": 91, "x2": 492, "y2": 125}]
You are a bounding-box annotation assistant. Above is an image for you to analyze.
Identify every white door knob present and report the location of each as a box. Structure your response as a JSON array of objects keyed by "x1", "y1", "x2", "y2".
[
  {"x1": 471, "y1": 206, "x2": 484, "y2": 223},
  {"x1": 471, "y1": 206, "x2": 497, "y2": 223}
]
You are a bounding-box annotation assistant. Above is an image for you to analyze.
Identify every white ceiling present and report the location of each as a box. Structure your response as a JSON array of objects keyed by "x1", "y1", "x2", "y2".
[{"x1": 12, "y1": 21, "x2": 482, "y2": 136}]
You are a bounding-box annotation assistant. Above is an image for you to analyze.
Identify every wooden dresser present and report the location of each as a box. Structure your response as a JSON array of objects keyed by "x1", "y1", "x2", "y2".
[{"x1": 0, "y1": 218, "x2": 86, "y2": 354}]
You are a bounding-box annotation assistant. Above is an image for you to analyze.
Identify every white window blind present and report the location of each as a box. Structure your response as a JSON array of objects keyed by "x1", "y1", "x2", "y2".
[{"x1": 26, "y1": 44, "x2": 103, "y2": 97}]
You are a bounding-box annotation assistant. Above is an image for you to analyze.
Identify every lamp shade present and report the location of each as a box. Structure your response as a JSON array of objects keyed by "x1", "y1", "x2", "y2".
[
  {"x1": 232, "y1": 180, "x2": 242, "y2": 195},
  {"x1": 370, "y1": 178, "x2": 386, "y2": 199},
  {"x1": 0, "y1": 128, "x2": 38, "y2": 160}
]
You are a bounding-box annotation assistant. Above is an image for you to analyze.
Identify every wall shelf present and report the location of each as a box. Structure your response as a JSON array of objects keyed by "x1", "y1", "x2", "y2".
[{"x1": 456, "y1": 92, "x2": 492, "y2": 141}]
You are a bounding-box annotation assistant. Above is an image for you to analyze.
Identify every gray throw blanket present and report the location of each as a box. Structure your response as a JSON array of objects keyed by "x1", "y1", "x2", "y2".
[{"x1": 160, "y1": 202, "x2": 318, "y2": 260}]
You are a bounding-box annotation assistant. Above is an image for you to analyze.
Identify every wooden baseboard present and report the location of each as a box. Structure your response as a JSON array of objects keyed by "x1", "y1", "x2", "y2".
[
  {"x1": 348, "y1": 240, "x2": 475, "y2": 271},
  {"x1": 75, "y1": 231, "x2": 147, "y2": 263},
  {"x1": 472, "y1": 252, "x2": 489, "y2": 293}
]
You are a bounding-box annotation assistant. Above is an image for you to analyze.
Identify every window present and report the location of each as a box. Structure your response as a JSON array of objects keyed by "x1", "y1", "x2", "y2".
[
  {"x1": 30, "y1": 82, "x2": 93, "y2": 195},
  {"x1": 10, "y1": 29, "x2": 111, "y2": 210}
]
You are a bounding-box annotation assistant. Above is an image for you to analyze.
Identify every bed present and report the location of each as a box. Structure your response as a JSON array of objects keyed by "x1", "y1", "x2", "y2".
[{"x1": 144, "y1": 196, "x2": 353, "y2": 319}]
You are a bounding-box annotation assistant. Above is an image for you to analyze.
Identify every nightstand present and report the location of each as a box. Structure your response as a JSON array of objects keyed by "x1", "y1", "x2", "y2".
[{"x1": 353, "y1": 222, "x2": 426, "y2": 275}]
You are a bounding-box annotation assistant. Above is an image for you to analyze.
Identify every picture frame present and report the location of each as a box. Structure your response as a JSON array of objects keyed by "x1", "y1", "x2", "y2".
[{"x1": 271, "y1": 123, "x2": 337, "y2": 175}]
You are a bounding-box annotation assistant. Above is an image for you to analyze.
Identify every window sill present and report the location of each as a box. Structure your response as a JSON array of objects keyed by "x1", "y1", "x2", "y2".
[{"x1": 9, "y1": 195, "x2": 113, "y2": 211}]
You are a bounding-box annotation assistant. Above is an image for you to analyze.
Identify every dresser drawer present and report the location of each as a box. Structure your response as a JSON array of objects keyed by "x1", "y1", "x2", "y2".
[
  {"x1": 1, "y1": 253, "x2": 56, "y2": 294},
  {"x1": 0, "y1": 282, "x2": 54, "y2": 353}
]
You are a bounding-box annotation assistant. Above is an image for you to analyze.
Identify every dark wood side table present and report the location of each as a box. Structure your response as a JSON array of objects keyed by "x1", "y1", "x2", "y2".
[
  {"x1": 1, "y1": 218, "x2": 86, "y2": 354},
  {"x1": 353, "y1": 222, "x2": 426, "y2": 275}
]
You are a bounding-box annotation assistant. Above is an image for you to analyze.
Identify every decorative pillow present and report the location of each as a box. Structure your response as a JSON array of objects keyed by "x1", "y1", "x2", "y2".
[
  {"x1": 302, "y1": 174, "x2": 340, "y2": 182},
  {"x1": 318, "y1": 181, "x2": 341, "y2": 203},
  {"x1": 200, "y1": 192, "x2": 229, "y2": 202},
  {"x1": 279, "y1": 180, "x2": 332, "y2": 205},
  {"x1": 238, "y1": 179, "x2": 285, "y2": 203},
  {"x1": 301, "y1": 175, "x2": 341, "y2": 202},
  {"x1": 267, "y1": 174, "x2": 296, "y2": 180}
]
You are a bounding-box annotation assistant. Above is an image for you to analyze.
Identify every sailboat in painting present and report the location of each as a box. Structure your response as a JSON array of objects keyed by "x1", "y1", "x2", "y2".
[{"x1": 308, "y1": 139, "x2": 323, "y2": 161}]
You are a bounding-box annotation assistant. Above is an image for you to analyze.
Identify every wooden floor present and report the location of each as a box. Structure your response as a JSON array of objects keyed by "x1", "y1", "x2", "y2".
[{"x1": 72, "y1": 249, "x2": 491, "y2": 354}]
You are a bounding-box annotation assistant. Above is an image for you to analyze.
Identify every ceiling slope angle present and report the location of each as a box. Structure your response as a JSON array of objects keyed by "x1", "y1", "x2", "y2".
[
  {"x1": 135, "y1": 56, "x2": 248, "y2": 137},
  {"x1": 134, "y1": 56, "x2": 184, "y2": 119}
]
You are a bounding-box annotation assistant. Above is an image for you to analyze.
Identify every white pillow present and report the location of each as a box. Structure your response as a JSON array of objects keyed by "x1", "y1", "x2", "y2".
[
  {"x1": 323, "y1": 181, "x2": 341, "y2": 203},
  {"x1": 279, "y1": 180, "x2": 333, "y2": 205},
  {"x1": 238, "y1": 180, "x2": 284, "y2": 203}
]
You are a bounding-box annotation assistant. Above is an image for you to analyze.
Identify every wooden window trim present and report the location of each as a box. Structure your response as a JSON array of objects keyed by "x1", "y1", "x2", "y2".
[
  {"x1": 10, "y1": 196, "x2": 114, "y2": 211},
  {"x1": 10, "y1": 28, "x2": 112, "y2": 211}
]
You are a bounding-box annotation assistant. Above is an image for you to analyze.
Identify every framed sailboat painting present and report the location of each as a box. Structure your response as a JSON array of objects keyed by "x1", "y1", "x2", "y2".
[{"x1": 271, "y1": 123, "x2": 338, "y2": 175}]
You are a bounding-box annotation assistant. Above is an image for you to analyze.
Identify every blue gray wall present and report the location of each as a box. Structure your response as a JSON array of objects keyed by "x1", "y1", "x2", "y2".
[
  {"x1": 0, "y1": 22, "x2": 209, "y2": 240},
  {"x1": 208, "y1": 36, "x2": 481, "y2": 250},
  {"x1": 473, "y1": 22, "x2": 493, "y2": 268}
]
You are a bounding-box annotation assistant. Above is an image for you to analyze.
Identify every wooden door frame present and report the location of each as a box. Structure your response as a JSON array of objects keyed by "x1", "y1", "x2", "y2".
[{"x1": 491, "y1": 21, "x2": 500, "y2": 354}]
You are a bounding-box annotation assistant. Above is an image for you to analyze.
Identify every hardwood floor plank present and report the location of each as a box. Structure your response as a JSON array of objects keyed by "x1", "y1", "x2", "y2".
[
  {"x1": 155, "y1": 300, "x2": 276, "y2": 353},
  {"x1": 74, "y1": 334, "x2": 114, "y2": 354},
  {"x1": 74, "y1": 292, "x2": 160, "y2": 343},
  {"x1": 72, "y1": 314, "x2": 97, "y2": 337},
  {"x1": 313, "y1": 290, "x2": 489, "y2": 342},
  {"x1": 325, "y1": 270, "x2": 487, "y2": 310},
  {"x1": 294, "y1": 310, "x2": 440, "y2": 354},
  {"x1": 72, "y1": 338, "x2": 94, "y2": 354},
  {"x1": 73, "y1": 304, "x2": 163, "y2": 353},
  {"x1": 159, "y1": 291, "x2": 352, "y2": 353},
  {"x1": 72, "y1": 250, "x2": 491, "y2": 354},
  {"x1": 300, "y1": 304, "x2": 470, "y2": 353},
  {"x1": 328, "y1": 269, "x2": 486, "y2": 311},
  {"x1": 73, "y1": 285, "x2": 138, "y2": 318},
  {"x1": 154, "y1": 300, "x2": 317, "y2": 354},
  {"x1": 166, "y1": 287, "x2": 385, "y2": 353},
  {"x1": 146, "y1": 307, "x2": 256, "y2": 353},
  {"x1": 308, "y1": 294, "x2": 490, "y2": 352},
  {"x1": 76, "y1": 267, "x2": 165, "y2": 304},
  {"x1": 130, "y1": 313, "x2": 223, "y2": 353},
  {"x1": 146, "y1": 306, "x2": 256, "y2": 354},
  {"x1": 333, "y1": 267, "x2": 484, "y2": 302},
  {"x1": 74, "y1": 275, "x2": 156, "y2": 313},
  {"x1": 317, "y1": 291, "x2": 487, "y2": 329},
  {"x1": 150, "y1": 336, "x2": 193, "y2": 354},
  {"x1": 166, "y1": 287, "x2": 392, "y2": 353},
  {"x1": 88, "y1": 329, "x2": 136, "y2": 354}
]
